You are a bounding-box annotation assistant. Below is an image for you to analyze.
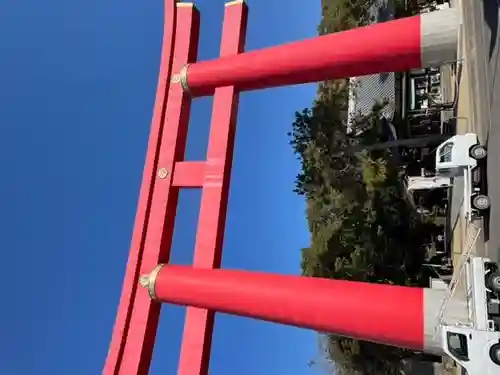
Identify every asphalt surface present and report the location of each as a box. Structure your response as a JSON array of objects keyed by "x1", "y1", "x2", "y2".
[{"x1": 462, "y1": 0, "x2": 500, "y2": 262}]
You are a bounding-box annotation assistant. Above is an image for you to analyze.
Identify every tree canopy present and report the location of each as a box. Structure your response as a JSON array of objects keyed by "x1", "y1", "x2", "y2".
[{"x1": 290, "y1": 1, "x2": 444, "y2": 374}]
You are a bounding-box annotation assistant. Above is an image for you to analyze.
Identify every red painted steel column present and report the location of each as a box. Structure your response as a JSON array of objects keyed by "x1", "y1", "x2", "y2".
[
  {"x1": 179, "y1": 8, "x2": 458, "y2": 97},
  {"x1": 140, "y1": 265, "x2": 468, "y2": 355},
  {"x1": 104, "y1": 4, "x2": 200, "y2": 375},
  {"x1": 176, "y1": 3, "x2": 248, "y2": 375},
  {"x1": 103, "y1": 0, "x2": 178, "y2": 373}
]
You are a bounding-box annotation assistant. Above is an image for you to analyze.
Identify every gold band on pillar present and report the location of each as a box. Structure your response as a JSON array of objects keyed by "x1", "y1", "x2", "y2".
[
  {"x1": 139, "y1": 264, "x2": 165, "y2": 300},
  {"x1": 179, "y1": 64, "x2": 191, "y2": 96}
]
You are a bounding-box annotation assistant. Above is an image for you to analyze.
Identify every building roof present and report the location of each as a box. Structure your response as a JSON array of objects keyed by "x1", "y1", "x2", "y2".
[{"x1": 347, "y1": 0, "x2": 396, "y2": 127}]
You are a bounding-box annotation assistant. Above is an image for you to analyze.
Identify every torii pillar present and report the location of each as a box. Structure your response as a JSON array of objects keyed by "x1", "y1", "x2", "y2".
[
  {"x1": 177, "y1": 5, "x2": 458, "y2": 96},
  {"x1": 104, "y1": 2, "x2": 460, "y2": 375},
  {"x1": 140, "y1": 265, "x2": 468, "y2": 355}
]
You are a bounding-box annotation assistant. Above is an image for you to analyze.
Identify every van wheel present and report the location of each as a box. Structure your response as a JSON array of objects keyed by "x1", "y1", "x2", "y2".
[
  {"x1": 469, "y1": 144, "x2": 487, "y2": 160},
  {"x1": 487, "y1": 272, "x2": 500, "y2": 293},
  {"x1": 490, "y1": 343, "x2": 500, "y2": 365},
  {"x1": 472, "y1": 194, "x2": 491, "y2": 210}
]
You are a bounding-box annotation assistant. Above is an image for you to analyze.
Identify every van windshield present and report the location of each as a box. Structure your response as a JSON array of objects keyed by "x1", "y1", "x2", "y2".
[
  {"x1": 446, "y1": 332, "x2": 469, "y2": 362},
  {"x1": 439, "y1": 142, "x2": 453, "y2": 163}
]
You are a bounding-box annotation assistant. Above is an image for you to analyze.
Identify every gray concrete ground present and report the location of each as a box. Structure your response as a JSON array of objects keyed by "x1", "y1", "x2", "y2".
[
  {"x1": 446, "y1": 0, "x2": 500, "y2": 261},
  {"x1": 460, "y1": 0, "x2": 500, "y2": 261},
  {"x1": 434, "y1": 1, "x2": 500, "y2": 374}
]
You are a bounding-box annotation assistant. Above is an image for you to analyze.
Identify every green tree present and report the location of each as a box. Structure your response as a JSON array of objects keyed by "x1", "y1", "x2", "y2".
[{"x1": 290, "y1": 2, "x2": 447, "y2": 374}]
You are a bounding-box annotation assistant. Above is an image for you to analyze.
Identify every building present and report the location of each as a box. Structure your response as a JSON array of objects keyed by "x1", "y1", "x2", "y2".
[{"x1": 347, "y1": 0, "x2": 396, "y2": 130}]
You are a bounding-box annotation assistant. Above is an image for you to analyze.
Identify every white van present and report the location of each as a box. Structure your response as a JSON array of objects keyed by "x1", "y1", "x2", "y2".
[
  {"x1": 435, "y1": 133, "x2": 489, "y2": 221},
  {"x1": 441, "y1": 257, "x2": 500, "y2": 374}
]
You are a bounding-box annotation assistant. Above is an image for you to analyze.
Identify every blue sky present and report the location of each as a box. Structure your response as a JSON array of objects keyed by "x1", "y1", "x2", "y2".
[{"x1": 0, "y1": 0, "x2": 321, "y2": 374}]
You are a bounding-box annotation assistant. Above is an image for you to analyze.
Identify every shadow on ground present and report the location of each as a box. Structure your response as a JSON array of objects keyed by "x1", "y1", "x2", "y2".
[{"x1": 483, "y1": 0, "x2": 499, "y2": 58}]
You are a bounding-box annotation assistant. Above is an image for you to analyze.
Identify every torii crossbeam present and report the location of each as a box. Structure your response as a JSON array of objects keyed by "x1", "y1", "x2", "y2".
[{"x1": 103, "y1": 2, "x2": 460, "y2": 375}]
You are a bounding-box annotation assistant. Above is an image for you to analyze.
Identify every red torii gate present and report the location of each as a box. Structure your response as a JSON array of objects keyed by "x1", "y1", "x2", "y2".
[{"x1": 104, "y1": 2, "x2": 460, "y2": 375}]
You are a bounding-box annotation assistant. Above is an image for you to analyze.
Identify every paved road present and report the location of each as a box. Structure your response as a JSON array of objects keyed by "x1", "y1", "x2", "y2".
[{"x1": 462, "y1": 0, "x2": 500, "y2": 261}]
